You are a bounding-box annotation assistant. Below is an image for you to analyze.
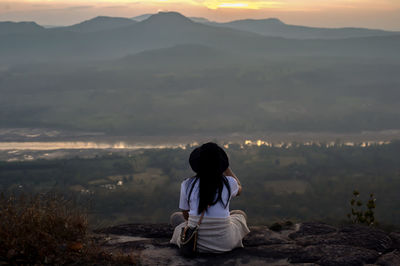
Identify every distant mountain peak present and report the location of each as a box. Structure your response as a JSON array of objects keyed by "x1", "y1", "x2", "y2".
[
  {"x1": 190, "y1": 17, "x2": 212, "y2": 23},
  {"x1": 0, "y1": 21, "x2": 42, "y2": 27},
  {"x1": 144, "y1": 12, "x2": 192, "y2": 24},
  {"x1": 0, "y1": 21, "x2": 44, "y2": 34},
  {"x1": 261, "y1": 18, "x2": 284, "y2": 24},
  {"x1": 156, "y1": 11, "x2": 187, "y2": 17},
  {"x1": 77, "y1": 16, "x2": 134, "y2": 24},
  {"x1": 131, "y1": 14, "x2": 154, "y2": 21},
  {"x1": 91, "y1": 16, "x2": 119, "y2": 21},
  {"x1": 62, "y1": 16, "x2": 135, "y2": 32},
  {"x1": 231, "y1": 17, "x2": 284, "y2": 25}
]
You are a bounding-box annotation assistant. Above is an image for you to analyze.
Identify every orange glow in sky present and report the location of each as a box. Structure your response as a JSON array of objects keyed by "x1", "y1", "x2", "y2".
[
  {"x1": 203, "y1": 1, "x2": 284, "y2": 10},
  {"x1": 0, "y1": 0, "x2": 399, "y2": 30}
]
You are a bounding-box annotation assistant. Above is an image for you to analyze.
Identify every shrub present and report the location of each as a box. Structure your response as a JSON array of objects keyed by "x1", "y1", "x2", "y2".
[
  {"x1": 347, "y1": 190, "x2": 376, "y2": 226},
  {"x1": 0, "y1": 193, "x2": 135, "y2": 264}
]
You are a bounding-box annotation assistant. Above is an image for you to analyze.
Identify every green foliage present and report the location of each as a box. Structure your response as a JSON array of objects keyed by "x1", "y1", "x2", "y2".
[{"x1": 347, "y1": 190, "x2": 377, "y2": 226}]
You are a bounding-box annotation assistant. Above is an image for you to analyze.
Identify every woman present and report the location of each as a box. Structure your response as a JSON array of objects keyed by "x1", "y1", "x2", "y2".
[{"x1": 170, "y1": 142, "x2": 250, "y2": 253}]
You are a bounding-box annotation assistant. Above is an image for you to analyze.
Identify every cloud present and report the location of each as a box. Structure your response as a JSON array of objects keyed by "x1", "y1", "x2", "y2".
[
  {"x1": 104, "y1": 5, "x2": 129, "y2": 9},
  {"x1": 66, "y1": 5, "x2": 94, "y2": 10},
  {"x1": 199, "y1": 0, "x2": 287, "y2": 10}
]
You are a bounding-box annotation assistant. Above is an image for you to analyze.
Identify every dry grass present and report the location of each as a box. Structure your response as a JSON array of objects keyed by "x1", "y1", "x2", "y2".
[{"x1": 0, "y1": 192, "x2": 136, "y2": 265}]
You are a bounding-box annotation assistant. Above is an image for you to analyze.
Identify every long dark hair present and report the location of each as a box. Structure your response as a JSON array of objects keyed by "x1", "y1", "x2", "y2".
[{"x1": 187, "y1": 143, "x2": 231, "y2": 214}]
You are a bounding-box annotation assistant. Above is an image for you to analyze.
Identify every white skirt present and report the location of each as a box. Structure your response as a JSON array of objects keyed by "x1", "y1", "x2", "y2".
[{"x1": 170, "y1": 214, "x2": 250, "y2": 253}]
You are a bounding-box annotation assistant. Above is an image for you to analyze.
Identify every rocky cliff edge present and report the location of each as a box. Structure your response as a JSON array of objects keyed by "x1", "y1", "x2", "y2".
[{"x1": 95, "y1": 222, "x2": 400, "y2": 266}]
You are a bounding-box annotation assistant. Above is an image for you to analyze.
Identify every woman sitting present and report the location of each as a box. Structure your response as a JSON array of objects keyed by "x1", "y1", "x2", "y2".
[{"x1": 170, "y1": 142, "x2": 250, "y2": 253}]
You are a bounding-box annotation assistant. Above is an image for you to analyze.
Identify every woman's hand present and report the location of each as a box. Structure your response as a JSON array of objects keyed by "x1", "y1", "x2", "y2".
[
  {"x1": 224, "y1": 167, "x2": 242, "y2": 196},
  {"x1": 223, "y1": 167, "x2": 234, "y2": 177}
]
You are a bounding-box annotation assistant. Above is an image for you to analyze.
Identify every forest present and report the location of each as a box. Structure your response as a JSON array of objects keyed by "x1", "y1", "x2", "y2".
[{"x1": 1, "y1": 141, "x2": 399, "y2": 228}]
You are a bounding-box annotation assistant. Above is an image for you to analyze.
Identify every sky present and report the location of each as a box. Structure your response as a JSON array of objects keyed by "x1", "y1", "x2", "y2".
[{"x1": 0, "y1": 0, "x2": 399, "y2": 30}]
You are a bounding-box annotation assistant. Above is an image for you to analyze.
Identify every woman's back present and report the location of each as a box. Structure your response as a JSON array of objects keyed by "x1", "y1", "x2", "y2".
[{"x1": 180, "y1": 176, "x2": 239, "y2": 218}]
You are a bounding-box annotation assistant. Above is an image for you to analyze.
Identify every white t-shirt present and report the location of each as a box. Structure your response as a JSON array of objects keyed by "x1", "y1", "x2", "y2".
[{"x1": 179, "y1": 176, "x2": 239, "y2": 218}]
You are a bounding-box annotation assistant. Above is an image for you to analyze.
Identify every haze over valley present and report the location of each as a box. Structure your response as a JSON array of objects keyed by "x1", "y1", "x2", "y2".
[{"x1": 1, "y1": 12, "x2": 400, "y2": 138}]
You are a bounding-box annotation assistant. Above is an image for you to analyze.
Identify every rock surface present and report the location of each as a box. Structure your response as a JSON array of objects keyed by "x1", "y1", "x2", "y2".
[{"x1": 96, "y1": 222, "x2": 400, "y2": 265}]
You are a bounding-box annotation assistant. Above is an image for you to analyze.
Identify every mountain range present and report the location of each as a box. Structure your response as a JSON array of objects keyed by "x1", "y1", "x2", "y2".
[
  {"x1": 132, "y1": 13, "x2": 398, "y2": 39},
  {"x1": 213, "y1": 18, "x2": 396, "y2": 39},
  {"x1": 0, "y1": 11, "x2": 399, "y2": 65},
  {"x1": 4, "y1": 12, "x2": 397, "y2": 39}
]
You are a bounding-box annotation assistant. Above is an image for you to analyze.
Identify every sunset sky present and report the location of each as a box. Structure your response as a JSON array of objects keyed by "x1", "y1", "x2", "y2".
[{"x1": 0, "y1": 0, "x2": 399, "y2": 30}]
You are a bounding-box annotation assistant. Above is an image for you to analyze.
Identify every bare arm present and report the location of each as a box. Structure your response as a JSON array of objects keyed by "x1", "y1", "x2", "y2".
[{"x1": 223, "y1": 167, "x2": 242, "y2": 196}]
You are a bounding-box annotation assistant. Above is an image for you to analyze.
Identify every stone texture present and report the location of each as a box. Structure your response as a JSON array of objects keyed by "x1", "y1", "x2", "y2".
[
  {"x1": 389, "y1": 232, "x2": 400, "y2": 250},
  {"x1": 294, "y1": 225, "x2": 392, "y2": 253},
  {"x1": 243, "y1": 226, "x2": 292, "y2": 246},
  {"x1": 289, "y1": 222, "x2": 337, "y2": 240},
  {"x1": 96, "y1": 223, "x2": 173, "y2": 238},
  {"x1": 96, "y1": 222, "x2": 398, "y2": 266},
  {"x1": 247, "y1": 244, "x2": 304, "y2": 259},
  {"x1": 290, "y1": 244, "x2": 379, "y2": 266},
  {"x1": 376, "y1": 250, "x2": 400, "y2": 266}
]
